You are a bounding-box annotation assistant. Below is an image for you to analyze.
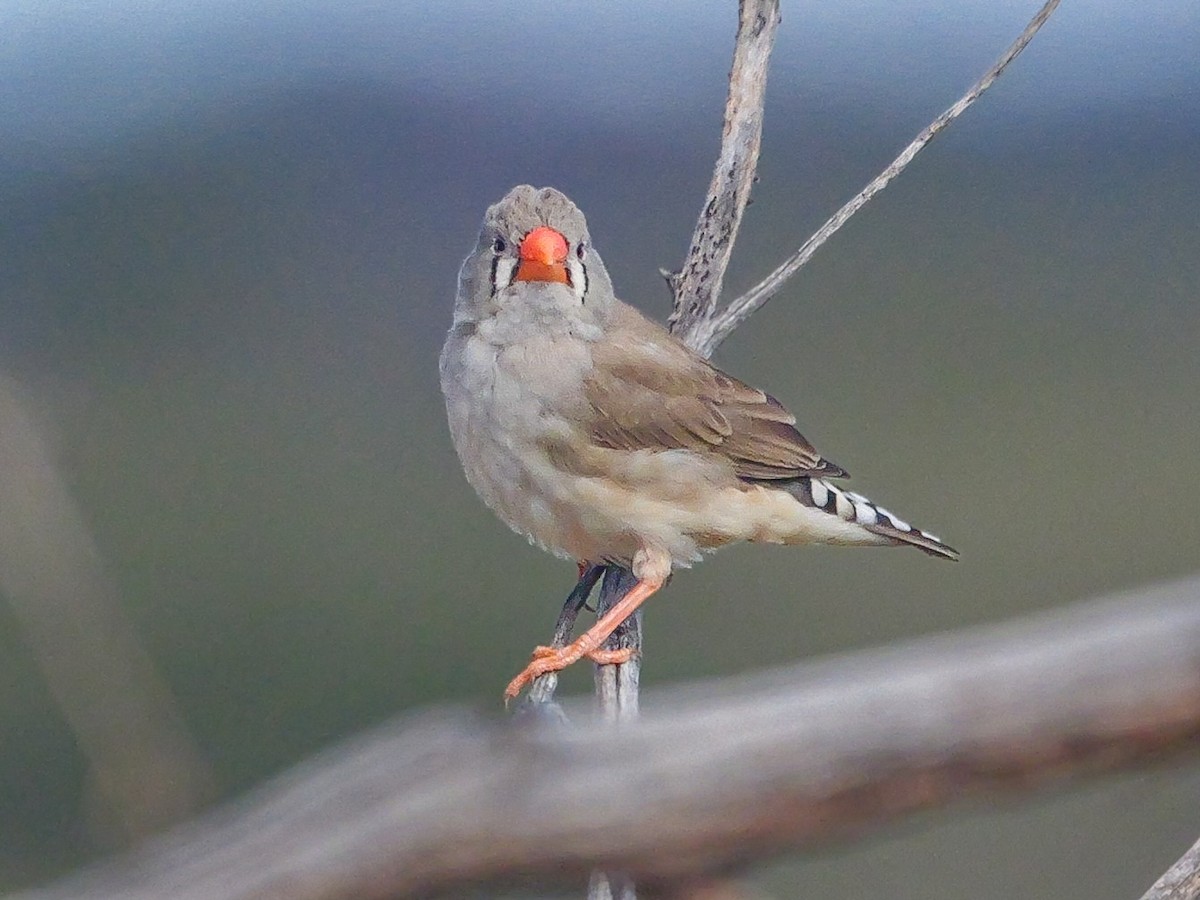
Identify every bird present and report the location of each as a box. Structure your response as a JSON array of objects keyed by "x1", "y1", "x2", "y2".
[{"x1": 439, "y1": 185, "x2": 957, "y2": 702}]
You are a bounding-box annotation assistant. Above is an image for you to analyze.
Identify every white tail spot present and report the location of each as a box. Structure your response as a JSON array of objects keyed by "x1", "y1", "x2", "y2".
[
  {"x1": 853, "y1": 501, "x2": 878, "y2": 525},
  {"x1": 810, "y1": 479, "x2": 829, "y2": 508}
]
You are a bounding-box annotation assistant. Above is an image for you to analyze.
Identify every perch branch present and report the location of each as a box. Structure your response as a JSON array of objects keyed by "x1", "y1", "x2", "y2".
[
  {"x1": 17, "y1": 575, "x2": 1200, "y2": 900},
  {"x1": 692, "y1": 0, "x2": 1063, "y2": 357},
  {"x1": 585, "y1": 2, "x2": 783, "y2": 812},
  {"x1": 589, "y1": 567, "x2": 642, "y2": 900},
  {"x1": 526, "y1": 564, "x2": 605, "y2": 711}
]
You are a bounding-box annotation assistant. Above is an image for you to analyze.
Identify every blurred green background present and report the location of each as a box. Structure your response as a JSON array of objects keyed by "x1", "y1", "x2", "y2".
[{"x1": 1, "y1": 0, "x2": 1198, "y2": 896}]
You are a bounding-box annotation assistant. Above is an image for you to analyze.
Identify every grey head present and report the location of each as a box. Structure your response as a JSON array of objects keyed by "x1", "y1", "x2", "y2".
[{"x1": 452, "y1": 185, "x2": 616, "y2": 333}]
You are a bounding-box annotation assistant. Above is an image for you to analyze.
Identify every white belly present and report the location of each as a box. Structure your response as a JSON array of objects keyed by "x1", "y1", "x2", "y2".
[{"x1": 440, "y1": 330, "x2": 891, "y2": 571}]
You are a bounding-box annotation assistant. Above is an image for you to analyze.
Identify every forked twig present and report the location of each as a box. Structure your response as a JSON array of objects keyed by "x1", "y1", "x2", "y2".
[
  {"x1": 587, "y1": 0, "x2": 1063, "y2": 740},
  {"x1": 693, "y1": 0, "x2": 1063, "y2": 357},
  {"x1": 668, "y1": 0, "x2": 782, "y2": 345},
  {"x1": 582, "y1": 0, "x2": 1063, "y2": 712}
]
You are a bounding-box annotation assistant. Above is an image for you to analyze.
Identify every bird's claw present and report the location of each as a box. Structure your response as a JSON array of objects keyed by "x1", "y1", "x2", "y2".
[{"x1": 503, "y1": 644, "x2": 638, "y2": 704}]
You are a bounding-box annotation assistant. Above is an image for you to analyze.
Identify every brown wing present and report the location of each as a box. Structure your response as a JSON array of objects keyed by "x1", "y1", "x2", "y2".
[{"x1": 583, "y1": 304, "x2": 846, "y2": 481}]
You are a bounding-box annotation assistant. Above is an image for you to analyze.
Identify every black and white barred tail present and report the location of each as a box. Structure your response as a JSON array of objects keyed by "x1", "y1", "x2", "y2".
[{"x1": 790, "y1": 476, "x2": 959, "y2": 560}]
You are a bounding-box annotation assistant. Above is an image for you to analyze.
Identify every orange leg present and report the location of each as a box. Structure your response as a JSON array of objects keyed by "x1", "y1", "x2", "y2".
[{"x1": 504, "y1": 576, "x2": 663, "y2": 703}]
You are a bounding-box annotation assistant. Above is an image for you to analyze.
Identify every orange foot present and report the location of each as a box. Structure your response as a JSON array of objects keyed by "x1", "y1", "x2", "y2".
[
  {"x1": 504, "y1": 644, "x2": 636, "y2": 702},
  {"x1": 502, "y1": 575, "x2": 664, "y2": 703}
]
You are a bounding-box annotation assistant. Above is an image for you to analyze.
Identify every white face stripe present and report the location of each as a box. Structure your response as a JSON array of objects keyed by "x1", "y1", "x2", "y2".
[
  {"x1": 491, "y1": 256, "x2": 517, "y2": 295},
  {"x1": 565, "y1": 255, "x2": 588, "y2": 304}
]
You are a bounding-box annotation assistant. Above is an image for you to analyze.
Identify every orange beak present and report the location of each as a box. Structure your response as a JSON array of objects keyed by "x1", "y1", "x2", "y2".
[{"x1": 514, "y1": 226, "x2": 570, "y2": 285}]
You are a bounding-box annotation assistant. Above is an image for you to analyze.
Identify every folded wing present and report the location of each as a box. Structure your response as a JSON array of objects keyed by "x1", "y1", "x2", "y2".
[{"x1": 584, "y1": 304, "x2": 846, "y2": 481}]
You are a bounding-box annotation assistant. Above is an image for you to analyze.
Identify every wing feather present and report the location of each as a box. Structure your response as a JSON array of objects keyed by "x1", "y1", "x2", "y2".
[{"x1": 584, "y1": 304, "x2": 846, "y2": 481}]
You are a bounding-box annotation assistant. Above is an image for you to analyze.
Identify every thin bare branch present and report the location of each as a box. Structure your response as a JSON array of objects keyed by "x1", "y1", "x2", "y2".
[
  {"x1": 1140, "y1": 833, "x2": 1200, "y2": 900},
  {"x1": 692, "y1": 0, "x2": 1063, "y2": 357},
  {"x1": 584, "y1": 7, "x2": 782, "y2": 887},
  {"x1": 18, "y1": 575, "x2": 1200, "y2": 900},
  {"x1": 585, "y1": 0, "x2": 781, "y2": 786},
  {"x1": 589, "y1": 568, "x2": 642, "y2": 900},
  {"x1": 526, "y1": 564, "x2": 604, "y2": 710},
  {"x1": 668, "y1": 0, "x2": 781, "y2": 345},
  {"x1": 592, "y1": 568, "x2": 643, "y2": 724}
]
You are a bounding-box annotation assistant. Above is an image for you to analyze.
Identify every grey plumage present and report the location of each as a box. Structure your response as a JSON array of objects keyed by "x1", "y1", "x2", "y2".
[{"x1": 441, "y1": 185, "x2": 958, "y2": 580}]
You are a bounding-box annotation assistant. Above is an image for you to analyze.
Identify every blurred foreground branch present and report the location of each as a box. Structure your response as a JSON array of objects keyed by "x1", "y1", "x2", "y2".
[{"x1": 17, "y1": 575, "x2": 1200, "y2": 900}]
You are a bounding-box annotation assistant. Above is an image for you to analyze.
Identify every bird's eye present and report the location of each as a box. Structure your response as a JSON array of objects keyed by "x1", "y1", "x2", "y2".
[
  {"x1": 493, "y1": 237, "x2": 507, "y2": 254},
  {"x1": 576, "y1": 241, "x2": 587, "y2": 260}
]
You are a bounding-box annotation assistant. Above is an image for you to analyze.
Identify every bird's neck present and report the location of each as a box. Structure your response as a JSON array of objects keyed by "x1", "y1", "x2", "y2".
[{"x1": 472, "y1": 293, "x2": 603, "y2": 346}]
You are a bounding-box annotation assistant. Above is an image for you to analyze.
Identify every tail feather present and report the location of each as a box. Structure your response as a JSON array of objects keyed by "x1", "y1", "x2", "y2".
[
  {"x1": 862, "y1": 519, "x2": 959, "y2": 560},
  {"x1": 795, "y1": 477, "x2": 959, "y2": 561}
]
